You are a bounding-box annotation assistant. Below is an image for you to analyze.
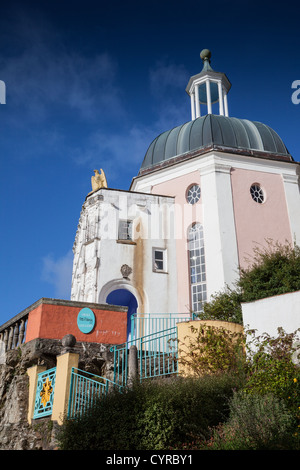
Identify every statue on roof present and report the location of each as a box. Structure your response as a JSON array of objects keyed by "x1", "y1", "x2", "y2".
[{"x1": 89, "y1": 169, "x2": 108, "y2": 194}]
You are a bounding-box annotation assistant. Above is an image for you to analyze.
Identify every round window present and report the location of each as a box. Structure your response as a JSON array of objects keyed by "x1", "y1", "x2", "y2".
[
  {"x1": 250, "y1": 184, "x2": 264, "y2": 204},
  {"x1": 187, "y1": 184, "x2": 201, "y2": 204}
]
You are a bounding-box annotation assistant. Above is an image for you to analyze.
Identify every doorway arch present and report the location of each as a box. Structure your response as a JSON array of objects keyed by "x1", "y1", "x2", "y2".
[{"x1": 106, "y1": 289, "x2": 138, "y2": 341}]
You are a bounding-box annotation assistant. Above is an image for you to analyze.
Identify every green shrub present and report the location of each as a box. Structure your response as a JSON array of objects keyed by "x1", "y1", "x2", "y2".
[
  {"x1": 57, "y1": 374, "x2": 241, "y2": 450},
  {"x1": 200, "y1": 287, "x2": 243, "y2": 324},
  {"x1": 205, "y1": 392, "x2": 299, "y2": 450},
  {"x1": 245, "y1": 328, "x2": 300, "y2": 406},
  {"x1": 171, "y1": 327, "x2": 300, "y2": 451},
  {"x1": 178, "y1": 323, "x2": 245, "y2": 377},
  {"x1": 238, "y1": 240, "x2": 300, "y2": 302}
]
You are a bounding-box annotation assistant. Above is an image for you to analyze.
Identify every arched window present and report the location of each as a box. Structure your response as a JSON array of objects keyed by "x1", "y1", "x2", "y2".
[{"x1": 188, "y1": 223, "x2": 207, "y2": 313}]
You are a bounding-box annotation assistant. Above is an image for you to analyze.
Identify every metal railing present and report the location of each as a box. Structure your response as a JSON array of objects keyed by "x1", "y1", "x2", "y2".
[
  {"x1": 139, "y1": 327, "x2": 178, "y2": 381},
  {"x1": 33, "y1": 367, "x2": 57, "y2": 419},
  {"x1": 111, "y1": 326, "x2": 178, "y2": 388},
  {"x1": 67, "y1": 368, "x2": 122, "y2": 419},
  {"x1": 67, "y1": 327, "x2": 178, "y2": 421},
  {"x1": 130, "y1": 312, "x2": 195, "y2": 343}
]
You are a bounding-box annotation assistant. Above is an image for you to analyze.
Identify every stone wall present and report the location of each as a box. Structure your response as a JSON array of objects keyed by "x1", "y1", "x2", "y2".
[{"x1": 0, "y1": 337, "x2": 115, "y2": 450}]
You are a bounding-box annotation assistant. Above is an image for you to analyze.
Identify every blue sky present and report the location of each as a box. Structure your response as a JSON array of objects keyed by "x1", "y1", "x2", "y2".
[{"x1": 0, "y1": 0, "x2": 299, "y2": 325}]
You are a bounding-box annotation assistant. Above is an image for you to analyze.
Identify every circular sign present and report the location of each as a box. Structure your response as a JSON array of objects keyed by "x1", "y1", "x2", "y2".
[{"x1": 77, "y1": 308, "x2": 95, "y2": 334}]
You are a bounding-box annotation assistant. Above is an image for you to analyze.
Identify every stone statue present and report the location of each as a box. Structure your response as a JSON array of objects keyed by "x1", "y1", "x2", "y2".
[{"x1": 89, "y1": 169, "x2": 108, "y2": 194}]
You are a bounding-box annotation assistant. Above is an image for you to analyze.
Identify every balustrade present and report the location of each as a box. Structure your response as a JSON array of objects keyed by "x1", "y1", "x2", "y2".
[{"x1": 0, "y1": 314, "x2": 28, "y2": 352}]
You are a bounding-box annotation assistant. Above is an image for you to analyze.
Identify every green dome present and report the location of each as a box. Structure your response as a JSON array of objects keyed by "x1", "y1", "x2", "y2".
[{"x1": 139, "y1": 114, "x2": 292, "y2": 173}]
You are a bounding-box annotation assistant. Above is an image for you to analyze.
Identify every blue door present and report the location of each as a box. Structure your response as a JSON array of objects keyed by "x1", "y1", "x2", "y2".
[{"x1": 106, "y1": 289, "x2": 138, "y2": 341}]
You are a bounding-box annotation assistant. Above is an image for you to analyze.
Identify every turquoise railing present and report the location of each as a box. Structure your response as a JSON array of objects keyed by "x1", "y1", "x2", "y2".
[
  {"x1": 67, "y1": 368, "x2": 122, "y2": 419},
  {"x1": 139, "y1": 327, "x2": 178, "y2": 381},
  {"x1": 111, "y1": 326, "x2": 178, "y2": 387},
  {"x1": 67, "y1": 314, "x2": 197, "y2": 419},
  {"x1": 130, "y1": 312, "x2": 196, "y2": 343},
  {"x1": 33, "y1": 367, "x2": 56, "y2": 419}
]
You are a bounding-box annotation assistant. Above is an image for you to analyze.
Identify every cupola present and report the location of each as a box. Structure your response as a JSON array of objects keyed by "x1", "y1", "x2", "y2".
[{"x1": 185, "y1": 49, "x2": 231, "y2": 118}]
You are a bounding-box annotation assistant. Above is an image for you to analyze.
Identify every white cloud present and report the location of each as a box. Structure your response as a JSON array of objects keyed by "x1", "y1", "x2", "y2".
[
  {"x1": 0, "y1": 11, "x2": 124, "y2": 122},
  {"x1": 149, "y1": 61, "x2": 189, "y2": 97},
  {"x1": 1, "y1": 49, "x2": 122, "y2": 121},
  {"x1": 70, "y1": 60, "x2": 192, "y2": 175},
  {"x1": 148, "y1": 60, "x2": 191, "y2": 130},
  {"x1": 41, "y1": 250, "x2": 73, "y2": 299},
  {"x1": 71, "y1": 122, "x2": 161, "y2": 186}
]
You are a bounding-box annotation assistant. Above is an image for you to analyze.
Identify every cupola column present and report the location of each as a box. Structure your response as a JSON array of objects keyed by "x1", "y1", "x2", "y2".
[
  {"x1": 190, "y1": 92, "x2": 195, "y2": 120},
  {"x1": 224, "y1": 92, "x2": 229, "y2": 117},
  {"x1": 218, "y1": 81, "x2": 224, "y2": 116},
  {"x1": 205, "y1": 80, "x2": 212, "y2": 114},
  {"x1": 195, "y1": 84, "x2": 201, "y2": 117}
]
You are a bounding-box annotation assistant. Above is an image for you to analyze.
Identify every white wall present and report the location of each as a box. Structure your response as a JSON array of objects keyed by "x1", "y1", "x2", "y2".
[
  {"x1": 242, "y1": 290, "x2": 300, "y2": 359},
  {"x1": 71, "y1": 188, "x2": 178, "y2": 314}
]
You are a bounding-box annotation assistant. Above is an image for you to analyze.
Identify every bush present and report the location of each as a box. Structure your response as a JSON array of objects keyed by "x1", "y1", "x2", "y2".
[
  {"x1": 205, "y1": 392, "x2": 299, "y2": 450},
  {"x1": 239, "y1": 240, "x2": 300, "y2": 302},
  {"x1": 200, "y1": 287, "x2": 243, "y2": 324},
  {"x1": 178, "y1": 323, "x2": 245, "y2": 377},
  {"x1": 172, "y1": 327, "x2": 300, "y2": 451},
  {"x1": 245, "y1": 328, "x2": 300, "y2": 405},
  {"x1": 57, "y1": 374, "x2": 241, "y2": 450},
  {"x1": 202, "y1": 328, "x2": 300, "y2": 450}
]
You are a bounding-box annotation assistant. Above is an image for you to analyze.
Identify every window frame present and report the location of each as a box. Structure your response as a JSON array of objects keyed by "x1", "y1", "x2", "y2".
[
  {"x1": 188, "y1": 222, "x2": 207, "y2": 314},
  {"x1": 152, "y1": 247, "x2": 167, "y2": 273},
  {"x1": 186, "y1": 184, "x2": 201, "y2": 205},
  {"x1": 118, "y1": 219, "x2": 133, "y2": 241},
  {"x1": 250, "y1": 183, "x2": 265, "y2": 204}
]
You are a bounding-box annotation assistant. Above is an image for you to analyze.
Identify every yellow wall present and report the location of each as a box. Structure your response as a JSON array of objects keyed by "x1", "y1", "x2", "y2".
[
  {"x1": 27, "y1": 352, "x2": 79, "y2": 426},
  {"x1": 51, "y1": 352, "x2": 79, "y2": 425},
  {"x1": 27, "y1": 364, "x2": 47, "y2": 425},
  {"x1": 177, "y1": 320, "x2": 244, "y2": 377}
]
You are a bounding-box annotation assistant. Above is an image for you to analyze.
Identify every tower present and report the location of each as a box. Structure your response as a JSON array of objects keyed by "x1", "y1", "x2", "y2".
[
  {"x1": 131, "y1": 50, "x2": 300, "y2": 314},
  {"x1": 71, "y1": 50, "x2": 300, "y2": 319}
]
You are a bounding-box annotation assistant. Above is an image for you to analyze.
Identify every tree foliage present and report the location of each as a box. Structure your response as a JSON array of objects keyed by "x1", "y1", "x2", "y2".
[
  {"x1": 238, "y1": 240, "x2": 300, "y2": 301},
  {"x1": 201, "y1": 287, "x2": 243, "y2": 324}
]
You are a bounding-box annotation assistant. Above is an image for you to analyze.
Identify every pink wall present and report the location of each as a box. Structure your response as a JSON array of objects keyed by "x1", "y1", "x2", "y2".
[
  {"x1": 230, "y1": 168, "x2": 292, "y2": 269},
  {"x1": 152, "y1": 171, "x2": 202, "y2": 313},
  {"x1": 151, "y1": 166, "x2": 293, "y2": 312}
]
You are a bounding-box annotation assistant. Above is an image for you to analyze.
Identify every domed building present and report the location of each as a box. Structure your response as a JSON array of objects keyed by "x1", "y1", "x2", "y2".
[{"x1": 71, "y1": 50, "x2": 300, "y2": 337}]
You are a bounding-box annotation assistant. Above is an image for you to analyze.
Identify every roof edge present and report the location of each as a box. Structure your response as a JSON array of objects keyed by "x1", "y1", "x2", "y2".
[{"x1": 137, "y1": 143, "x2": 295, "y2": 178}]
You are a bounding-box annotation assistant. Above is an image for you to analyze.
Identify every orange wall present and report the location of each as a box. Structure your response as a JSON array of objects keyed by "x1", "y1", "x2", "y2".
[{"x1": 25, "y1": 302, "x2": 127, "y2": 344}]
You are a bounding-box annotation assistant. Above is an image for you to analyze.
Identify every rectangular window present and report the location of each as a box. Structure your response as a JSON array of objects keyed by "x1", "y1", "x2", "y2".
[
  {"x1": 118, "y1": 220, "x2": 133, "y2": 241},
  {"x1": 153, "y1": 248, "x2": 166, "y2": 272}
]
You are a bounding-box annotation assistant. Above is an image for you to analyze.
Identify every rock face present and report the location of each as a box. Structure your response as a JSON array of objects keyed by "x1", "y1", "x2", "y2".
[{"x1": 0, "y1": 337, "x2": 115, "y2": 450}]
